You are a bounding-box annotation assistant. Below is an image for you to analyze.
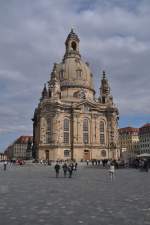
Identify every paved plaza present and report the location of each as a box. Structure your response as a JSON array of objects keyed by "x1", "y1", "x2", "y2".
[{"x1": 0, "y1": 163, "x2": 150, "y2": 225}]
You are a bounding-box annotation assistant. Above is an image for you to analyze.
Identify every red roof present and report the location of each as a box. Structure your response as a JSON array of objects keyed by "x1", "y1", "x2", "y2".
[
  {"x1": 119, "y1": 127, "x2": 139, "y2": 134},
  {"x1": 140, "y1": 123, "x2": 150, "y2": 128},
  {"x1": 15, "y1": 136, "x2": 33, "y2": 144},
  {"x1": 139, "y1": 123, "x2": 150, "y2": 134}
]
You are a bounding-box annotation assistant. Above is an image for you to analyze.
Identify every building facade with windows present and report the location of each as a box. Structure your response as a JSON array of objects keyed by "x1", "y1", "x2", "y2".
[
  {"x1": 32, "y1": 30, "x2": 119, "y2": 161},
  {"x1": 139, "y1": 123, "x2": 150, "y2": 154},
  {"x1": 118, "y1": 127, "x2": 139, "y2": 159},
  {"x1": 5, "y1": 136, "x2": 33, "y2": 160},
  {"x1": 0, "y1": 153, "x2": 7, "y2": 161}
]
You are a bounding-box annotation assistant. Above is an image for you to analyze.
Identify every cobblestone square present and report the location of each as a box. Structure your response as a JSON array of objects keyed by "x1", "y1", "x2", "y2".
[{"x1": 0, "y1": 164, "x2": 150, "y2": 225}]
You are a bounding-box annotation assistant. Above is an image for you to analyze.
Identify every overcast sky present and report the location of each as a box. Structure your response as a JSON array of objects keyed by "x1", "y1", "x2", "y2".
[{"x1": 0, "y1": 0, "x2": 150, "y2": 151}]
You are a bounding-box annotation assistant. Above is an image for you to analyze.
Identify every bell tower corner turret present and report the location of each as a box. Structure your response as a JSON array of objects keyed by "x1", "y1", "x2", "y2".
[
  {"x1": 40, "y1": 83, "x2": 48, "y2": 101},
  {"x1": 99, "y1": 70, "x2": 113, "y2": 105}
]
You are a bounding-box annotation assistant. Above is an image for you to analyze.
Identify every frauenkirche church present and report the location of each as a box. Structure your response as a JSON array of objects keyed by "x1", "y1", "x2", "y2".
[{"x1": 32, "y1": 29, "x2": 119, "y2": 161}]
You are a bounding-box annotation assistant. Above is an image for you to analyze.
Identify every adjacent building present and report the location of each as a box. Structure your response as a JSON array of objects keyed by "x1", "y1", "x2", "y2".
[
  {"x1": 139, "y1": 123, "x2": 150, "y2": 154},
  {"x1": 5, "y1": 136, "x2": 33, "y2": 160},
  {"x1": 119, "y1": 127, "x2": 139, "y2": 159},
  {"x1": 32, "y1": 29, "x2": 119, "y2": 161},
  {"x1": 0, "y1": 153, "x2": 7, "y2": 161}
]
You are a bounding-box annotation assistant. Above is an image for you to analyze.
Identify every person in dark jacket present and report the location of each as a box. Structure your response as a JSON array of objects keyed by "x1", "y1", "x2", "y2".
[
  {"x1": 143, "y1": 159, "x2": 149, "y2": 172},
  {"x1": 74, "y1": 162, "x2": 78, "y2": 171},
  {"x1": 54, "y1": 162, "x2": 60, "y2": 178},
  {"x1": 4, "y1": 161, "x2": 7, "y2": 171},
  {"x1": 62, "y1": 163, "x2": 68, "y2": 178},
  {"x1": 68, "y1": 163, "x2": 74, "y2": 178}
]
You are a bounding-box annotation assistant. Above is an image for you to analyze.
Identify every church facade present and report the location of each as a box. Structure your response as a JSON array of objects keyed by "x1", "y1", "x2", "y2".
[{"x1": 32, "y1": 30, "x2": 119, "y2": 161}]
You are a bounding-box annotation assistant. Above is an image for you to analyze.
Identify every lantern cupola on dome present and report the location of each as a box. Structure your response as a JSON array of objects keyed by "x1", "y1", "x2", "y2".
[{"x1": 63, "y1": 28, "x2": 81, "y2": 60}]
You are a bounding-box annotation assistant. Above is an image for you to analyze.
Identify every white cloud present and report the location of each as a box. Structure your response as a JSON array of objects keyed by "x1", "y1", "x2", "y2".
[
  {"x1": 0, "y1": 70, "x2": 26, "y2": 81},
  {"x1": 0, "y1": 125, "x2": 31, "y2": 135}
]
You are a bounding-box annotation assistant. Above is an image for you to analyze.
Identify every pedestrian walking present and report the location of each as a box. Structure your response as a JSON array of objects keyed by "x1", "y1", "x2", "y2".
[
  {"x1": 86, "y1": 160, "x2": 89, "y2": 166},
  {"x1": 143, "y1": 159, "x2": 149, "y2": 172},
  {"x1": 74, "y1": 162, "x2": 78, "y2": 171},
  {"x1": 54, "y1": 162, "x2": 60, "y2": 178},
  {"x1": 62, "y1": 163, "x2": 68, "y2": 178},
  {"x1": 109, "y1": 162, "x2": 115, "y2": 180},
  {"x1": 4, "y1": 161, "x2": 7, "y2": 171},
  {"x1": 68, "y1": 163, "x2": 73, "y2": 178},
  {"x1": 107, "y1": 160, "x2": 111, "y2": 167}
]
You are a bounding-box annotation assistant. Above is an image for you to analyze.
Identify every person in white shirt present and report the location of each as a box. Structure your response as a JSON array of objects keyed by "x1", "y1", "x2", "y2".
[{"x1": 109, "y1": 162, "x2": 115, "y2": 180}]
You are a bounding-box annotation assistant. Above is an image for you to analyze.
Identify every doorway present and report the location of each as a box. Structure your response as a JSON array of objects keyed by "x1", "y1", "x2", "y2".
[
  {"x1": 84, "y1": 150, "x2": 90, "y2": 160},
  {"x1": 45, "y1": 150, "x2": 49, "y2": 161}
]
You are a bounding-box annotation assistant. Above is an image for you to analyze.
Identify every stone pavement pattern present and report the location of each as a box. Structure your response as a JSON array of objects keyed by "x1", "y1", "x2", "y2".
[{"x1": 0, "y1": 164, "x2": 150, "y2": 225}]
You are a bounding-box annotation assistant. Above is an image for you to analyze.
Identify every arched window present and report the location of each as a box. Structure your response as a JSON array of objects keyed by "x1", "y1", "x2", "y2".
[
  {"x1": 46, "y1": 118, "x2": 52, "y2": 143},
  {"x1": 64, "y1": 118, "x2": 70, "y2": 144},
  {"x1": 100, "y1": 121, "x2": 104, "y2": 132},
  {"x1": 100, "y1": 121, "x2": 105, "y2": 144},
  {"x1": 83, "y1": 119, "x2": 89, "y2": 144},
  {"x1": 71, "y1": 41, "x2": 77, "y2": 50},
  {"x1": 40, "y1": 117, "x2": 47, "y2": 144}
]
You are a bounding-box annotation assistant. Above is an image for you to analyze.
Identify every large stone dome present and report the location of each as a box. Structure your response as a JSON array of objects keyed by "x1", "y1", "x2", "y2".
[
  {"x1": 50, "y1": 30, "x2": 95, "y2": 101},
  {"x1": 57, "y1": 57, "x2": 94, "y2": 91}
]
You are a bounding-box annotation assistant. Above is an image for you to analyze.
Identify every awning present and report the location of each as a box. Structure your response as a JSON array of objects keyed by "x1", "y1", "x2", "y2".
[{"x1": 136, "y1": 153, "x2": 150, "y2": 157}]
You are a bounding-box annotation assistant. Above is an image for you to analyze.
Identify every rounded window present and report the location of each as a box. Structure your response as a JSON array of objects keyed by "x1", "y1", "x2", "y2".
[
  {"x1": 101, "y1": 150, "x2": 106, "y2": 157},
  {"x1": 71, "y1": 41, "x2": 77, "y2": 50}
]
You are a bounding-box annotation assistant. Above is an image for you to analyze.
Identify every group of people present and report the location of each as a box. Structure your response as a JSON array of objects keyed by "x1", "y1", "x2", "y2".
[
  {"x1": 139, "y1": 159, "x2": 149, "y2": 172},
  {"x1": 87, "y1": 159, "x2": 125, "y2": 169},
  {"x1": 131, "y1": 158, "x2": 149, "y2": 172},
  {"x1": 54, "y1": 162, "x2": 78, "y2": 178},
  {"x1": 86, "y1": 159, "x2": 116, "y2": 180}
]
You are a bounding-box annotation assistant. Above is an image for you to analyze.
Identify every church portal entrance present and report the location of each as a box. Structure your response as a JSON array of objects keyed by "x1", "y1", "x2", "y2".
[{"x1": 84, "y1": 150, "x2": 90, "y2": 160}]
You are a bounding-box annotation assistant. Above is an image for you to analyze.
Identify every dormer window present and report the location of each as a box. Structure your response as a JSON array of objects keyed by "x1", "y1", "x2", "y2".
[
  {"x1": 60, "y1": 70, "x2": 64, "y2": 80},
  {"x1": 76, "y1": 69, "x2": 82, "y2": 79},
  {"x1": 84, "y1": 105, "x2": 89, "y2": 112}
]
